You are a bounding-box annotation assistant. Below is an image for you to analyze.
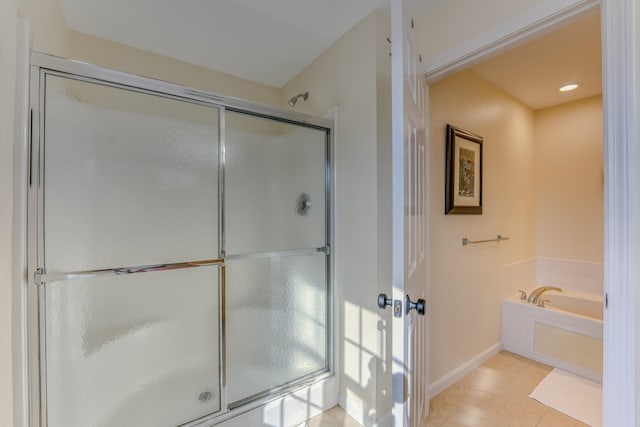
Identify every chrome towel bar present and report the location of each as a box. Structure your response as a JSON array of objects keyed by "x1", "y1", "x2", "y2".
[{"x1": 462, "y1": 234, "x2": 510, "y2": 246}]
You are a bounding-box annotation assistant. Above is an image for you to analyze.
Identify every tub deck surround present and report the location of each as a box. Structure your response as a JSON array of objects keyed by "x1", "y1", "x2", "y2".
[
  {"x1": 539, "y1": 291, "x2": 603, "y2": 321},
  {"x1": 502, "y1": 258, "x2": 604, "y2": 300},
  {"x1": 502, "y1": 292, "x2": 603, "y2": 383},
  {"x1": 516, "y1": 288, "x2": 604, "y2": 319}
]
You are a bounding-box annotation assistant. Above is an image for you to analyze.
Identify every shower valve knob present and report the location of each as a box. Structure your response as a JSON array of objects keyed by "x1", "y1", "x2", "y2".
[
  {"x1": 378, "y1": 293, "x2": 392, "y2": 309},
  {"x1": 296, "y1": 193, "x2": 311, "y2": 216}
]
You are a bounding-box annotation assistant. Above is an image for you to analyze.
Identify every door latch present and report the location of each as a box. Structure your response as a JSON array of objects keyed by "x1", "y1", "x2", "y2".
[{"x1": 393, "y1": 299, "x2": 402, "y2": 318}]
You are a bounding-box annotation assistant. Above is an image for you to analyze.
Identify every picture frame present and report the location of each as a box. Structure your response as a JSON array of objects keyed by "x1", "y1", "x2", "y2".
[{"x1": 445, "y1": 124, "x2": 483, "y2": 214}]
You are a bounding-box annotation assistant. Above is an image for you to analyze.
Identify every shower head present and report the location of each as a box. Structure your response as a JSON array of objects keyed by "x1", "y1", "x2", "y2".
[{"x1": 288, "y1": 91, "x2": 309, "y2": 107}]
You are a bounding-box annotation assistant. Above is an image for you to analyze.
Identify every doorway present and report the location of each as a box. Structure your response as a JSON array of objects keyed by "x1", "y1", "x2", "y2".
[{"x1": 420, "y1": 1, "x2": 640, "y2": 424}]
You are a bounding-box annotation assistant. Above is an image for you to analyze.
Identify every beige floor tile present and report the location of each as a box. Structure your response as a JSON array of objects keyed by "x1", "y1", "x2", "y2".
[
  {"x1": 306, "y1": 406, "x2": 362, "y2": 427},
  {"x1": 426, "y1": 351, "x2": 582, "y2": 427},
  {"x1": 440, "y1": 408, "x2": 523, "y2": 426},
  {"x1": 427, "y1": 380, "x2": 493, "y2": 425},
  {"x1": 309, "y1": 352, "x2": 596, "y2": 427},
  {"x1": 535, "y1": 408, "x2": 589, "y2": 427},
  {"x1": 457, "y1": 355, "x2": 550, "y2": 400},
  {"x1": 436, "y1": 392, "x2": 546, "y2": 426}
]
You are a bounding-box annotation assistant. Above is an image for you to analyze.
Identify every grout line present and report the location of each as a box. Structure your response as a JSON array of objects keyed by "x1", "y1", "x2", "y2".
[{"x1": 534, "y1": 407, "x2": 551, "y2": 426}]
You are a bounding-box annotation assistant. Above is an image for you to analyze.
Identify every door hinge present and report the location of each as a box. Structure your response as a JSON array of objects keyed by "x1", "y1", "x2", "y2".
[
  {"x1": 34, "y1": 268, "x2": 45, "y2": 286},
  {"x1": 605, "y1": 292, "x2": 608, "y2": 309}
]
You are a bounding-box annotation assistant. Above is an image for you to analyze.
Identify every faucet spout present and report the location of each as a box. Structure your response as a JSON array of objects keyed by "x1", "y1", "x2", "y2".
[{"x1": 527, "y1": 286, "x2": 562, "y2": 304}]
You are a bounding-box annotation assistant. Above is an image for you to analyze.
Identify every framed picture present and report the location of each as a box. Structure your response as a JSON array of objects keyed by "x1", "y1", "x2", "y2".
[{"x1": 445, "y1": 124, "x2": 483, "y2": 214}]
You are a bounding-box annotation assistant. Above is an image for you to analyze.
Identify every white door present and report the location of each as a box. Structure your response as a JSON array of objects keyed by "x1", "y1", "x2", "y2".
[{"x1": 387, "y1": 0, "x2": 429, "y2": 425}]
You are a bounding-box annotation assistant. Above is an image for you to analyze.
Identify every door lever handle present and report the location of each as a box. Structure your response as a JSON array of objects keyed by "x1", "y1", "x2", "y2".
[
  {"x1": 378, "y1": 293, "x2": 392, "y2": 309},
  {"x1": 405, "y1": 294, "x2": 426, "y2": 315}
]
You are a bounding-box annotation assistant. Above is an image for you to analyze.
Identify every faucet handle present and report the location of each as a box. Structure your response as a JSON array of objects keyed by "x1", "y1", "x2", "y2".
[
  {"x1": 517, "y1": 290, "x2": 527, "y2": 300},
  {"x1": 537, "y1": 298, "x2": 550, "y2": 308}
]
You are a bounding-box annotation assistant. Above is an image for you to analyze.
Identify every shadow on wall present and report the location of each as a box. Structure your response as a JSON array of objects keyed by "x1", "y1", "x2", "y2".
[
  {"x1": 252, "y1": 300, "x2": 390, "y2": 427},
  {"x1": 340, "y1": 301, "x2": 391, "y2": 425},
  {"x1": 259, "y1": 386, "x2": 334, "y2": 427}
]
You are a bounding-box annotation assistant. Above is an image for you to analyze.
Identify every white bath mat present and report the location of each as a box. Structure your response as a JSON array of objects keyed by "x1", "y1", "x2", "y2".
[{"x1": 529, "y1": 368, "x2": 602, "y2": 426}]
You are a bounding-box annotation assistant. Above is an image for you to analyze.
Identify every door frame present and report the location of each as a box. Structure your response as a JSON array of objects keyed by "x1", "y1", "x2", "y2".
[{"x1": 421, "y1": 0, "x2": 639, "y2": 425}]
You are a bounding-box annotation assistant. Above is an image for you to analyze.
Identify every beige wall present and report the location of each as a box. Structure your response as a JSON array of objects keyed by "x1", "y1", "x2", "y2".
[
  {"x1": 68, "y1": 31, "x2": 281, "y2": 107},
  {"x1": 18, "y1": 0, "x2": 280, "y2": 106},
  {"x1": 535, "y1": 96, "x2": 603, "y2": 262},
  {"x1": 416, "y1": 0, "x2": 547, "y2": 63},
  {"x1": 1, "y1": 2, "x2": 18, "y2": 427},
  {"x1": 429, "y1": 70, "x2": 536, "y2": 382},
  {"x1": 374, "y1": 11, "x2": 393, "y2": 420},
  {"x1": 283, "y1": 10, "x2": 392, "y2": 424},
  {"x1": 17, "y1": 0, "x2": 68, "y2": 56}
]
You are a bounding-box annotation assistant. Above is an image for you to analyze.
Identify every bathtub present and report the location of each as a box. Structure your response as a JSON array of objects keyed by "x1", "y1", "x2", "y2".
[{"x1": 502, "y1": 290, "x2": 603, "y2": 383}]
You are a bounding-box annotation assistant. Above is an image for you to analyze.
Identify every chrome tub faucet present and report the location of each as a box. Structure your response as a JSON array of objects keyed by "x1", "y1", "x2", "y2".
[{"x1": 528, "y1": 286, "x2": 563, "y2": 304}]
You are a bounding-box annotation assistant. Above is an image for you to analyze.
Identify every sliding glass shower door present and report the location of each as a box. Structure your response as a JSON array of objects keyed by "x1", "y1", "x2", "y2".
[
  {"x1": 41, "y1": 75, "x2": 222, "y2": 427},
  {"x1": 224, "y1": 112, "x2": 329, "y2": 406},
  {"x1": 30, "y1": 56, "x2": 332, "y2": 427}
]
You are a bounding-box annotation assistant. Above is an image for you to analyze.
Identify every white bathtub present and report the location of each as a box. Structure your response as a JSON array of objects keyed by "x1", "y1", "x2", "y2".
[{"x1": 502, "y1": 290, "x2": 603, "y2": 383}]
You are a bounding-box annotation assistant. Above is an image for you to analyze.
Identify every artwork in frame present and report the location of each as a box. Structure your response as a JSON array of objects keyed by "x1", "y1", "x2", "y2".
[{"x1": 445, "y1": 124, "x2": 483, "y2": 214}]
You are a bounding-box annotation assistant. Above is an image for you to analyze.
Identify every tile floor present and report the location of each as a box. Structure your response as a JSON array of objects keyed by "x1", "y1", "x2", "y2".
[
  {"x1": 306, "y1": 406, "x2": 362, "y2": 427},
  {"x1": 306, "y1": 351, "x2": 589, "y2": 427}
]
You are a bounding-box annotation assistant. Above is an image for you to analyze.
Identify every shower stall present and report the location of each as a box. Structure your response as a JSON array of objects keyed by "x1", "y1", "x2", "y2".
[{"x1": 26, "y1": 53, "x2": 333, "y2": 427}]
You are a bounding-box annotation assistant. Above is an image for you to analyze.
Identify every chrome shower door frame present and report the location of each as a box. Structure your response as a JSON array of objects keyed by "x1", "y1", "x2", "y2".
[{"x1": 26, "y1": 52, "x2": 335, "y2": 427}]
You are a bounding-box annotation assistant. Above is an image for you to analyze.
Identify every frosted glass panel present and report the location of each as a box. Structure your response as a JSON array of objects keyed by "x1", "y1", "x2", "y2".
[
  {"x1": 226, "y1": 254, "x2": 328, "y2": 403},
  {"x1": 44, "y1": 75, "x2": 219, "y2": 272},
  {"x1": 225, "y1": 112, "x2": 326, "y2": 255},
  {"x1": 38, "y1": 69, "x2": 333, "y2": 423},
  {"x1": 45, "y1": 267, "x2": 221, "y2": 427}
]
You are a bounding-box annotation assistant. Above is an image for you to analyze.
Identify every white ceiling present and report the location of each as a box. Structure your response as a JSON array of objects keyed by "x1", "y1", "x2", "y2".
[
  {"x1": 59, "y1": 0, "x2": 444, "y2": 88},
  {"x1": 58, "y1": 0, "x2": 442, "y2": 88},
  {"x1": 59, "y1": 0, "x2": 388, "y2": 87},
  {"x1": 58, "y1": 0, "x2": 599, "y2": 105},
  {"x1": 470, "y1": 11, "x2": 602, "y2": 110}
]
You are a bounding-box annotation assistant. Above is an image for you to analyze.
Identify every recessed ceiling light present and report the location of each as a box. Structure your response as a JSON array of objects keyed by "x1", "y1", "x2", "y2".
[{"x1": 559, "y1": 83, "x2": 579, "y2": 92}]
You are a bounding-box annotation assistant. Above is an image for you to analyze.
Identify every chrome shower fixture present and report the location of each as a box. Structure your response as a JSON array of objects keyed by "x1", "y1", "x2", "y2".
[
  {"x1": 288, "y1": 91, "x2": 309, "y2": 107},
  {"x1": 296, "y1": 193, "x2": 311, "y2": 216}
]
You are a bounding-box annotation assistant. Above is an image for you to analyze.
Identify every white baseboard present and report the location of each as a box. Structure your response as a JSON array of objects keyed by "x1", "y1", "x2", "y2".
[
  {"x1": 429, "y1": 343, "x2": 502, "y2": 398},
  {"x1": 338, "y1": 393, "x2": 392, "y2": 427},
  {"x1": 372, "y1": 411, "x2": 393, "y2": 427}
]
